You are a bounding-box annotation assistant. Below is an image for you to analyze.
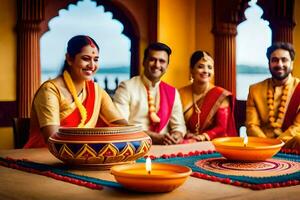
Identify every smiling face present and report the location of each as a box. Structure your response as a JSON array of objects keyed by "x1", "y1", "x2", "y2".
[
  {"x1": 143, "y1": 50, "x2": 169, "y2": 83},
  {"x1": 66, "y1": 45, "x2": 99, "y2": 82},
  {"x1": 269, "y1": 49, "x2": 293, "y2": 81},
  {"x1": 191, "y1": 53, "x2": 214, "y2": 84}
]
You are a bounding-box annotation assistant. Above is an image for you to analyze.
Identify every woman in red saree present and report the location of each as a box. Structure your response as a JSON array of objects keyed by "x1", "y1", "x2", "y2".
[
  {"x1": 179, "y1": 51, "x2": 237, "y2": 143},
  {"x1": 24, "y1": 35, "x2": 127, "y2": 148}
]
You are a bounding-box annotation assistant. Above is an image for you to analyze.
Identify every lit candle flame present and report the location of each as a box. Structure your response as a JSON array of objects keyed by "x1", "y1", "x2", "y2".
[
  {"x1": 243, "y1": 135, "x2": 248, "y2": 147},
  {"x1": 146, "y1": 157, "x2": 152, "y2": 174}
]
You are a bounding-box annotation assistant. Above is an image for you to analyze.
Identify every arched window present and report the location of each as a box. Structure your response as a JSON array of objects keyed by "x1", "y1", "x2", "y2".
[
  {"x1": 236, "y1": 0, "x2": 271, "y2": 100},
  {"x1": 40, "y1": 0, "x2": 131, "y2": 90}
]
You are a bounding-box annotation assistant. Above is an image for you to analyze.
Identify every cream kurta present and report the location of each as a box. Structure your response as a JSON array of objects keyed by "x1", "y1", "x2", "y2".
[
  {"x1": 113, "y1": 75, "x2": 186, "y2": 134},
  {"x1": 246, "y1": 75, "x2": 300, "y2": 142}
]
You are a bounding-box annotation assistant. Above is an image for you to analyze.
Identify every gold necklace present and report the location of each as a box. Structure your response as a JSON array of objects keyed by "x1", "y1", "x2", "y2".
[
  {"x1": 267, "y1": 83, "x2": 289, "y2": 135},
  {"x1": 192, "y1": 93, "x2": 201, "y2": 135},
  {"x1": 63, "y1": 70, "x2": 87, "y2": 127},
  {"x1": 192, "y1": 84, "x2": 209, "y2": 135}
]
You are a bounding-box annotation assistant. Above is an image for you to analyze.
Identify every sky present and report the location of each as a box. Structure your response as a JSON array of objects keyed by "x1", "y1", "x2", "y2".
[
  {"x1": 40, "y1": 0, "x2": 131, "y2": 72},
  {"x1": 236, "y1": 0, "x2": 272, "y2": 67}
]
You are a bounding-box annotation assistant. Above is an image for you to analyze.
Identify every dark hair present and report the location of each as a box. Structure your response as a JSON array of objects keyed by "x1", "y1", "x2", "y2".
[
  {"x1": 266, "y1": 42, "x2": 295, "y2": 61},
  {"x1": 143, "y1": 42, "x2": 172, "y2": 63},
  {"x1": 190, "y1": 50, "x2": 212, "y2": 69},
  {"x1": 61, "y1": 35, "x2": 99, "y2": 74}
]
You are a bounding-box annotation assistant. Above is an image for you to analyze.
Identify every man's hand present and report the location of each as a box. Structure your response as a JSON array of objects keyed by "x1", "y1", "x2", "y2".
[
  {"x1": 145, "y1": 131, "x2": 184, "y2": 145},
  {"x1": 164, "y1": 131, "x2": 183, "y2": 145},
  {"x1": 184, "y1": 132, "x2": 206, "y2": 141},
  {"x1": 146, "y1": 130, "x2": 165, "y2": 145}
]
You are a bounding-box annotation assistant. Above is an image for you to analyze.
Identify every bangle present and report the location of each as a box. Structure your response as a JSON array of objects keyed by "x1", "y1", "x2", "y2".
[
  {"x1": 195, "y1": 134, "x2": 205, "y2": 141},
  {"x1": 202, "y1": 133, "x2": 210, "y2": 141}
]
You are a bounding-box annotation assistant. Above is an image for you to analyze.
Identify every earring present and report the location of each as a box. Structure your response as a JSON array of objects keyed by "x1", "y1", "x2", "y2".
[{"x1": 189, "y1": 74, "x2": 194, "y2": 83}]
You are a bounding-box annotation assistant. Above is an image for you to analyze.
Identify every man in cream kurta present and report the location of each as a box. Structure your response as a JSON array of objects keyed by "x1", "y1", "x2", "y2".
[
  {"x1": 113, "y1": 42, "x2": 186, "y2": 145},
  {"x1": 246, "y1": 42, "x2": 300, "y2": 150}
]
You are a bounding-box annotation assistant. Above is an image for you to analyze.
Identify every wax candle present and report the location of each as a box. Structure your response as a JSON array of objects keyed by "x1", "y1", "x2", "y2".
[
  {"x1": 146, "y1": 157, "x2": 151, "y2": 174},
  {"x1": 243, "y1": 135, "x2": 248, "y2": 147}
]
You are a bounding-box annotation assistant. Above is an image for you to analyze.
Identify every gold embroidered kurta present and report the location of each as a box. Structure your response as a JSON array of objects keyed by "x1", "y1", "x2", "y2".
[{"x1": 246, "y1": 76, "x2": 300, "y2": 145}]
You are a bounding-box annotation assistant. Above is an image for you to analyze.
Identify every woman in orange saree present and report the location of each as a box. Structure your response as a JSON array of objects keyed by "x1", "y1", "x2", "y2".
[
  {"x1": 179, "y1": 51, "x2": 237, "y2": 143},
  {"x1": 24, "y1": 35, "x2": 127, "y2": 148}
]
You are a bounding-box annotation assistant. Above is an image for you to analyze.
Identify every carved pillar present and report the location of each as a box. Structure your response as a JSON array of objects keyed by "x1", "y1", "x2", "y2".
[
  {"x1": 258, "y1": 0, "x2": 295, "y2": 43},
  {"x1": 16, "y1": 0, "x2": 44, "y2": 117},
  {"x1": 213, "y1": 23, "x2": 237, "y2": 95},
  {"x1": 212, "y1": 0, "x2": 249, "y2": 96}
]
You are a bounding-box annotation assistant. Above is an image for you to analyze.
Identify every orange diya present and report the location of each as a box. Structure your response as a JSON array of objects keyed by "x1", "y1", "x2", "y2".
[
  {"x1": 212, "y1": 136, "x2": 284, "y2": 161},
  {"x1": 110, "y1": 157, "x2": 192, "y2": 192}
]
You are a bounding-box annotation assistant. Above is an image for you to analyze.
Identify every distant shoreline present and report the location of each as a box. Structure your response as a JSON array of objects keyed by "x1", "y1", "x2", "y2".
[
  {"x1": 237, "y1": 64, "x2": 269, "y2": 74},
  {"x1": 43, "y1": 67, "x2": 130, "y2": 74}
]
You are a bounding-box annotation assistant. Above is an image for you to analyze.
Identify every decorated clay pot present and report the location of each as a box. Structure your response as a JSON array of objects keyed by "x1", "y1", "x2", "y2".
[{"x1": 48, "y1": 125, "x2": 152, "y2": 168}]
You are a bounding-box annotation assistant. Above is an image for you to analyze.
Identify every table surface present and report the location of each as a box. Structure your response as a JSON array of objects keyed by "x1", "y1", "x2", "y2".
[{"x1": 0, "y1": 142, "x2": 299, "y2": 200}]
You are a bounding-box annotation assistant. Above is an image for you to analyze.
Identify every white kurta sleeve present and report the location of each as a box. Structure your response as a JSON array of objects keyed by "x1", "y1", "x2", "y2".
[{"x1": 113, "y1": 81, "x2": 131, "y2": 120}]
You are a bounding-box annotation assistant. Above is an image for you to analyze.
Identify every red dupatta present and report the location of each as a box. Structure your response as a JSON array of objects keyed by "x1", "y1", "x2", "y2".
[
  {"x1": 187, "y1": 87, "x2": 237, "y2": 137},
  {"x1": 60, "y1": 80, "x2": 96, "y2": 127},
  {"x1": 282, "y1": 83, "x2": 300, "y2": 131},
  {"x1": 149, "y1": 82, "x2": 176, "y2": 133},
  {"x1": 24, "y1": 81, "x2": 97, "y2": 148}
]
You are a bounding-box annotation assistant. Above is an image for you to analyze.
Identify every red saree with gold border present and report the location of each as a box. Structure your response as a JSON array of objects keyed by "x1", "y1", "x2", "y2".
[{"x1": 181, "y1": 85, "x2": 237, "y2": 140}]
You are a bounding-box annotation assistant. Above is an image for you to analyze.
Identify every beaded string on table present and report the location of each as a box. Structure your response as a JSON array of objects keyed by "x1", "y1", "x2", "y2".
[
  {"x1": 63, "y1": 70, "x2": 87, "y2": 127},
  {"x1": 267, "y1": 83, "x2": 290, "y2": 135}
]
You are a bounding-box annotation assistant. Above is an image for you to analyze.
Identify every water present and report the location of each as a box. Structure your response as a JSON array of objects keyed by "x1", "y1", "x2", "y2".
[
  {"x1": 42, "y1": 72, "x2": 269, "y2": 99},
  {"x1": 236, "y1": 73, "x2": 269, "y2": 100},
  {"x1": 41, "y1": 72, "x2": 130, "y2": 90}
]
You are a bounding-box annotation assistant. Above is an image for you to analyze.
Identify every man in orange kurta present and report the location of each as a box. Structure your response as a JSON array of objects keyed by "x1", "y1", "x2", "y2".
[{"x1": 246, "y1": 42, "x2": 300, "y2": 150}]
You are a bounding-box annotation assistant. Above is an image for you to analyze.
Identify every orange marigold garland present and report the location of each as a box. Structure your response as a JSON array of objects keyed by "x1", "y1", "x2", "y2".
[
  {"x1": 267, "y1": 84, "x2": 290, "y2": 135},
  {"x1": 63, "y1": 70, "x2": 87, "y2": 127},
  {"x1": 145, "y1": 86, "x2": 161, "y2": 123}
]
